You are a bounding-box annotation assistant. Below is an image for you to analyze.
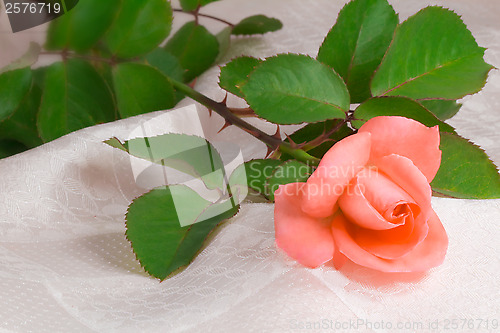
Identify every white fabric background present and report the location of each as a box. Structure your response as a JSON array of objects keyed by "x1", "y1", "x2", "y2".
[{"x1": 0, "y1": 0, "x2": 499, "y2": 332}]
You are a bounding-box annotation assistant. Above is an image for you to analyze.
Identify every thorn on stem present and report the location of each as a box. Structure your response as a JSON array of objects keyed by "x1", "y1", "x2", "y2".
[
  {"x1": 221, "y1": 92, "x2": 228, "y2": 105},
  {"x1": 218, "y1": 120, "x2": 232, "y2": 133},
  {"x1": 265, "y1": 145, "x2": 277, "y2": 158},
  {"x1": 285, "y1": 133, "x2": 299, "y2": 149},
  {"x1": 272, "y1": 125, "x2": 281, "y2": 140},
  {"x1": 239, "y1": 127, "x2": 263, "y2": 139}
]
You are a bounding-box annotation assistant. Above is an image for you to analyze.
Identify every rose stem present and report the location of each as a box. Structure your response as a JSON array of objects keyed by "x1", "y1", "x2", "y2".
[
  {"x1": 168, "y1": 77, "x2": 320, "y2": 166},
  {"x1": 172, "y1": 9, "x2": 235, "y2": 27}
]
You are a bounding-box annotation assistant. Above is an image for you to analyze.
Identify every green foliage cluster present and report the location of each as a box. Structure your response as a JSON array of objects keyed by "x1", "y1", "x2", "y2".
[
  {"x1": 108, "y1": 0, "x2": 500, "y2": 281},
  {"x1": 217, "y1": 0, "x2": 497, "y2": 199},
  {"x1": 0, "y1": 0, "x2": 283, "y2": 158}
]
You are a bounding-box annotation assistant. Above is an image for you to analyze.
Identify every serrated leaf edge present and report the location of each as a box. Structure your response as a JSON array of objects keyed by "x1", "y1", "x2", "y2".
[
  {"x1": 218, "y1": 55, "x2": 263, "y2": 97},
  {"x1": 352, "y1": 96, "x2": 457, "y2": 133},
  {"x1": 124, "y1": 185, "x2": 241, "y2": 281},
  {"x1": 431, "y1": 132, "x2": 500, "y2": 199},
  {"x1": 240, "y1": 53, "x2": 350, "y2": 125},
  {"x1": 231, "y1": 15, "x2": 283, "y2": 36},
  {"x1": 371, "y1": 6, "x2": 494, "y2": 99}
]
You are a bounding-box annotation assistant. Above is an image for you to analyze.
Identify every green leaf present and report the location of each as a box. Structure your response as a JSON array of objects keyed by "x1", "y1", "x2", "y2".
[
  {"x1": 126, "y1": 185, "x2": 239, "y2": 280},
  {"x1": 106, "y1": 134, "x2": 226, "y2": 190},
  {"x1": 419, "y1": 99, "x2": 462, "y2": 121},
  {"x1": 371, "y1": 6, "x2": 493, "y2": 99},
  {"x1": 431, "y1": 133, "x2": 500, "y2": 199},
  {"x1": 0, "y1": 84, "x2": 43, "y2": 148},
  {"x1": 215, "y1": 27, "x2": 232, "y2": 63},
  {"x1": 93, "y1": 63, "x2": 119, "y2": 118},
  {"x1": 0, "y1": 68, "x2": 32, "y2": 122},
  {"x1": 37, "y1": 60, "x2": 115, "y2": 142},
  {"x1": 46, "y1": 0, "x2": 120, "y2": 52},
  {"x1": 179, "y1": 0, "x2": 198, "y2": 11},
  {"x1": 62, "y1": 0, "x2": 80, "y2": 11},
  {"x1": 105, "y1": 0, "x2": 173, "y2": 58},
  {"x1": 0, "y1": 140, "x2": 27, "y2": 159},
  {"x1": 103, "y1": 137, "x2": 127, "y2": 152},
  {"x1": 164, "y1": 21, "x2": 219, "y2": 82},
  {"x1": 44, "y1": 10, "x2": 71, "y2": 51},
  {"x1": 232, "y1": 15, "x2": 283, "y2": 35},
  {"x1": 32, "y1": 66, "x2": 47, "y2": 88},
  {"x1": 145, "y1": 48, "x2": 184, "y2": 82},
  {"x1": 241, "y1": 54, "x2": 349, "y2": 124},
  {"x1": 229, "y1": 158, "x2": 282, "y2": 199},
  {"x1": 266, "y1": 160, "x2": 312, "y2": 201},
  {"x1": 352, "y1": 97, "x2": 455, "y2": 133},
  {"x1": 317, "y1": 0, "x2": 397, "y2": 103},
  {"x1": 145, "y1": 48, "x2": 185, "y2": 103},
  {"x1": 112, "y1": 63, "x2": 175, "y2": 118},
  {"x1": 199, "y1": 0, "x2": 220, "y2": 7},
  {"x1": 0, "y1": 42, "x2": 41, "y2": 74},
  {"x1": 219, "y1": 56, "x2": 261, "y2": 98},
  {"x1": 179, "y1": 0, "x2": 219, "y2": 12}
]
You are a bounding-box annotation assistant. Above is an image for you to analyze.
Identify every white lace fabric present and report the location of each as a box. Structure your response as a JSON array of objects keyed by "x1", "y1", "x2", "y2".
[{"x1": 0, "y1": 0, "x2": 499, "y2": 332}]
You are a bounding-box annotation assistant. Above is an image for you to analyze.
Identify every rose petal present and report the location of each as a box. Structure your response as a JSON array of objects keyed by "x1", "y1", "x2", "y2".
[
  {"x1": 359, "y1": 116, "x2": 441, "y2": 182},
  {"x1": 274, "y1": 182, "x2": 335, "y2": 267},
  {"x1": 301, "y1": 132, "x2": 371, "y2": 218},
  {"x1": 375, "y1": 154, "x2": 432, "y2": 219},
  {"x1": 352, "y1": 167, "x2": 415, "y2": 217},
  {"x1": 338, "y1": 169, "x2": 408, "y2": 230},
  {"x1": 353, "y1": 210, "x2": 429, "y2": 259},
  {"x1": 332, "y1": 210, "x2": 448, "y2": 272},
  {"x1": 332, "y1": 247, "x2": 348, "y2": 270}
]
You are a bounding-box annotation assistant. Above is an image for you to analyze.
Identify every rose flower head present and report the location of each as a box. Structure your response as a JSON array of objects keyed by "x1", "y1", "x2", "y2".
[{"x1": 274, "y1": 116, "x2": 448, "y2": 272}]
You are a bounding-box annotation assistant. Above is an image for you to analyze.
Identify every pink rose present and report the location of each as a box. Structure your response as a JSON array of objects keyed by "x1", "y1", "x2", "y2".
[{"x1": 274, "y1": 116, "x2": 448, "y2": 272}]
